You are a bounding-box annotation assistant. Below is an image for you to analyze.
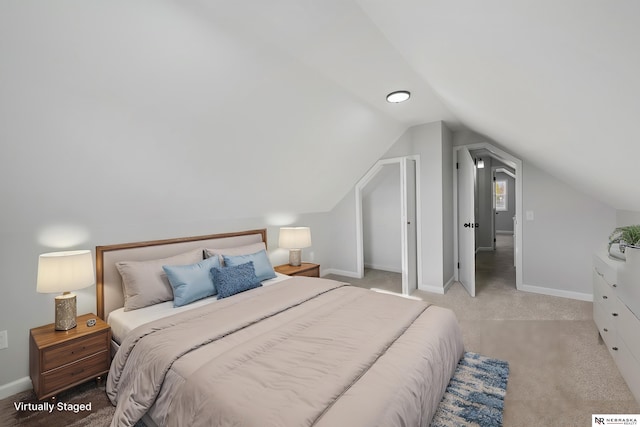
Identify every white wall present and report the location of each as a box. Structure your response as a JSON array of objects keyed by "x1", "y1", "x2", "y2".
[
  {"x1": 362, "y1": 164, "x2": 402, "y2": 272},
  {"x1": 617, "y1": 210, "x2": 640, "y2": 226},
  {"x1": 521, "y1": 162, "x2": 615, "y2": 296}
]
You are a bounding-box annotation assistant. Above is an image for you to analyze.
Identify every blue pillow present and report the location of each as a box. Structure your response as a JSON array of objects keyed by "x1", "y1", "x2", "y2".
[
  {"x1": 223, "y1": 249, "x2": 276, "y2": 282},
  {"x1": 211, "y1": 261, "x2": 262, "y2": 299},
  {"x1": 163, "y1": 256, "x2": 221, "y2": 307}
]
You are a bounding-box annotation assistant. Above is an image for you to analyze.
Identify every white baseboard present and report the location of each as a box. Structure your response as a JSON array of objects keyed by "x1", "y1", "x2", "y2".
[
  {"x1": 519, "y1": 283, "x2": 593, "y2": 302},
  {"x1": 363, "y1": 263, "x2": 402, "y2": 273},
  {"x1": 322, "y1": 268, "x2": 362, "y2": 279},
  {"x1": 496, "y1": 230, "x2": 514, "y2": 235},
  {"x1": 419, "y1": 276, "x2": 455, "y2": 295},
  {"x1": 418, "y1": 283, "x2": 445, "y2": 294},
  {"x1": 0, "y1": 377, "x2": 31, "y2": 400},
  {"x1": 443, "y1": 276, "x2": 455, "y2": 293}
]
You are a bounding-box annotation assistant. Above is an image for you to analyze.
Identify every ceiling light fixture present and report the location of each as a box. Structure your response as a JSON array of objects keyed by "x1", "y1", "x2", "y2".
[{"x1": 386, "y1": 90, "x2": 411, "y2": 103}]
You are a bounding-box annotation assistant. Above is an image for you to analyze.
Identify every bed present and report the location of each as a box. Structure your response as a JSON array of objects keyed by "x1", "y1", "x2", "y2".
[{"x1": 96, "y1": 229, "x2": 464, "y2": 427}]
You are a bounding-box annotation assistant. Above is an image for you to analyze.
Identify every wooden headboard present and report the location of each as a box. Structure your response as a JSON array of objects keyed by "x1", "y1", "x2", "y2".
[{"x1": 95, "y1": 229, "x2": 267, "y2": 320}]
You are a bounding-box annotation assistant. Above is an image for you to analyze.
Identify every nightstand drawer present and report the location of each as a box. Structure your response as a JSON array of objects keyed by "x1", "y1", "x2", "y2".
[
  {"x1": 294, "y1": 266, "x2": 320, "y2": 277},
  {"x1": 42, "y1": 330, "x2": 109, "y2": 371},
  {"x1": 41, "y1": 351, "x2": 109, "y2": 397}
]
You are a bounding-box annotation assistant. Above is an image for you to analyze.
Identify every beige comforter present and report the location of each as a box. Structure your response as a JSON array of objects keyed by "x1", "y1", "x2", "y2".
[{"x1": 107, "y1": 277, "x2": 464, "y2": 427}]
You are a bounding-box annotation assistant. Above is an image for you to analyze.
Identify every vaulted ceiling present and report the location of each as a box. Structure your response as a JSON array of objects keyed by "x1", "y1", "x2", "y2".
[{"x1": 1, "y1": 1, "x2": 638, "y2": 233}]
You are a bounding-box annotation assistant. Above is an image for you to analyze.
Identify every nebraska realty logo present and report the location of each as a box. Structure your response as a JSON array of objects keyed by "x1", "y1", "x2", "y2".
[{"x1": 593, "y1": 414, "x2": 639, "y2": 426}]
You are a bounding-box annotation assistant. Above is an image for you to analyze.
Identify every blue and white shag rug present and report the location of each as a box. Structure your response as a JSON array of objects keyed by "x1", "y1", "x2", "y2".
[{"x1": 430, "y1": 352, "x2": 509, "y2": 427}]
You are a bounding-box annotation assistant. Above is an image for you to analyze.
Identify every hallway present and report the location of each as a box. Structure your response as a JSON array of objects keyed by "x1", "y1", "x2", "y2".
[{"x1": 475, "y1": 233, "x2": 516, "y2": 295}]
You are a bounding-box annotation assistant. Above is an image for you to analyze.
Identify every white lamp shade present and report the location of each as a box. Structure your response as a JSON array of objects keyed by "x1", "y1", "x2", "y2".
[
  {"x1": 279, "y1": 227, "x2": 312, "y2": 249},
  {"x1": 37, "y1": 250, "x2": 95, "y2": 293}
]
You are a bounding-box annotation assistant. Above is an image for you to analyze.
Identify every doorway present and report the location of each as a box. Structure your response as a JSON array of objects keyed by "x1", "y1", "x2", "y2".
[
  {"x1": 453, "y1": 144, "x2": 522, "y2": 297},
  {"x1": 355, "y1": 156, "x2": 420, "y2": 296}
]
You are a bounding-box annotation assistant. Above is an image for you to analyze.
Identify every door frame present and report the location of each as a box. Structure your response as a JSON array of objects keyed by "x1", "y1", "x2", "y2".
[
  {"x1": 453, "y1": 143, "x2": 523, "y2": 290},
  {"x1": 355, "y1": 155, "x2": 422, "y2": 295}
]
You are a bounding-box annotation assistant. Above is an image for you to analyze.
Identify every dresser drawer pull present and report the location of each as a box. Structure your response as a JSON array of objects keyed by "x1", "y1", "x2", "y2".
[
  {"x1": 612, "y1": 347, "x2": 618, "y2": 351},
  {"x1": 603, "y1": 328, "x2": 608, "y2": 332},
  {"x1": 613, "y1": 284, "x2": 617, "y2": 287},
  {"x1": 612, "y1": 313, "x2": 619, "y2": 317},
  {"x1": 602, "y1": 295, "x2": 608, "y2": 299},
  {"x1": 596, "y1": 269, "x2": 604, "y2": 278}
]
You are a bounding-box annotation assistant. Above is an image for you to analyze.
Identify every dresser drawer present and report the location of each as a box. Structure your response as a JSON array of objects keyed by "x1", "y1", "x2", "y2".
[
  {"x1": 593, "y1": 253, "x2": 618, "y2": 286},
  {"x1": 594, "y1": 304, "x2": 616, "y2": 350},
  {"x1": 41, "y1": 351, "x2": 109, "y2": 397},
  {"x1": 618, "y1": 301, "x2": 640, "y2": 363},
  {"x1": 42, "y1": 330, "x2": 109, "y2": 371},
  {"x1": 593, "y1": 271, "x2": 617, "y2": 317},
  {"x1": 615, "y1": 340, "x2": 640, "y2": 404}
]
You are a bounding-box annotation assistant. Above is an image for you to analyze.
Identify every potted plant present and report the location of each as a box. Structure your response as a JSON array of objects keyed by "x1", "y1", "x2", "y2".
[{"x1": 609, "y1": 225, "x2": 640, "y2": 253}]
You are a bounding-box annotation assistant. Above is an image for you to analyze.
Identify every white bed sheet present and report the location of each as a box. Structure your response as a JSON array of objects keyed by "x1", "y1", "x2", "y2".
[{"x1": 108, "y1": 273, "x2": 291, "y2": 344}]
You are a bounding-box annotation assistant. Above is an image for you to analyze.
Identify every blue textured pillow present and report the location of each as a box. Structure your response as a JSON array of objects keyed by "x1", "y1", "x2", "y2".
[
  {"x1": 223, "y1": 249, "x2": 276, "y2": 282},
  {"x1": 211, "y1": 261, "x2": 262, "y2": 299},
  {"x1": 163, "y1": 256, "x2": 221, "y2": 307}
]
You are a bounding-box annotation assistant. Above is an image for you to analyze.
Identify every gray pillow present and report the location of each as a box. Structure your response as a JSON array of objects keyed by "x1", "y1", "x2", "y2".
[{"x1": 116, "y1": 249, "x2": 203, "y2": 311}]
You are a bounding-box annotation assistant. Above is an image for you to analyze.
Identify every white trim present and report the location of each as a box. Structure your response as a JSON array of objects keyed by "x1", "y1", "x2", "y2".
[
  {"x1": 322, "y1": 268, "x2": 362, "y2": 279},
  {"x1": 0, "y1": 377, "x2": 31, "y2": 400},
  {"x1": 519, "y1": 283, "x2": 593, "y2": 302},
  {"x1": 443, "y1": 276, "x2": 455, "y2": 292},
  {"x1": 363, "y1": 263, "x2": 402, "y2": 273},
  {"x1": 495, "y1": 167, "x2": 516, "y2": 179},
  {"x1": 418, "y1": 283, "x2": 445, "y2": 294},
  {"x1": 355, "y1": 155, "x2": 422, "y2": 296},
  {"x1": 454, "y1": 142, "x2": 523, "y2": 291}
]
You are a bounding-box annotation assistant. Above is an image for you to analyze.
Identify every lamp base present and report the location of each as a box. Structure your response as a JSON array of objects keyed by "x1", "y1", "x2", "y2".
[
  {"x1": 288, "y1": 249, "x2": 302, "y2": 267},
  {"x1": 54, "y1": 293, "x2": 77, "y2": 331}
]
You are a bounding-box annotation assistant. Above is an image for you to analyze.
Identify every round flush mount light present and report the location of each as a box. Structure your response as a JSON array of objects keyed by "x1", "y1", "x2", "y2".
[{"x1": 386, "y1": 90, "x2": 411, "y2": 103}]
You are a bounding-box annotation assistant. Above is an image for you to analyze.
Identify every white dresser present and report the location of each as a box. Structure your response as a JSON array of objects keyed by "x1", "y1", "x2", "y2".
[{"x1": 593, "y1": 252, "x2": 640, "y2": 403}]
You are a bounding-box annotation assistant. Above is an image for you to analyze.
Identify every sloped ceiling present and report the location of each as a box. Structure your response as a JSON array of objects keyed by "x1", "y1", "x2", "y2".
[
  {"x1": 1, "y1": 1, "x2": 638, "y2": 235},
  {"x1": 356, "y1": 0, "x2": 640, "y2": 211}
]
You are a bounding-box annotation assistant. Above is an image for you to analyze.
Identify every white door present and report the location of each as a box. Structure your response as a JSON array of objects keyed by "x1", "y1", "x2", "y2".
[
  {"x1": 457, "y1": 148, "x2": 476, "y2": 297},
  {"x1": 401, "y1": 158, "x2": 417, "y2": 295}
]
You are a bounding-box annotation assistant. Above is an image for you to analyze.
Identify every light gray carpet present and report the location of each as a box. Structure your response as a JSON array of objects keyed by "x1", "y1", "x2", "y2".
[{"x1": 327, "y1": 234, "x2": 640, "y2": 426}]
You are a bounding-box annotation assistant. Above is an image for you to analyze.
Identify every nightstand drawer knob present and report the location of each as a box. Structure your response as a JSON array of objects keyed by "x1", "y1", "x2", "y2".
[
  {"x1": 602, "y1": 295, "x2": 608, "y2": 299},
  {"x1": 612, "y1": 313, "x2": 619, "y2": 317},
  {"x1": 612, "y1": 347, "x2": 618, "y2": 351},
  {"x1": 603, "y1": 328, "x2": 608, "y2": 332}
]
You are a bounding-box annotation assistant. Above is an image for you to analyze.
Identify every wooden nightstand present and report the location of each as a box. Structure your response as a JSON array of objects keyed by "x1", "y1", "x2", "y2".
[
  {"x1": 274, "y1": 262, "x2": 320, "y2": 278},
  {"x1": 29, "y1": 313, "x2": 111, "y2": 400}
]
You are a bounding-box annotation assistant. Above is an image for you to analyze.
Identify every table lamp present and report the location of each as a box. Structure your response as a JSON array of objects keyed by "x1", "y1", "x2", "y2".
[
  {"x1": 37, "y1": 250, "x2": 94, "y2": 331},
  {"x1": 279, "y1": 227, "x2": 312, "y2": 267}
]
